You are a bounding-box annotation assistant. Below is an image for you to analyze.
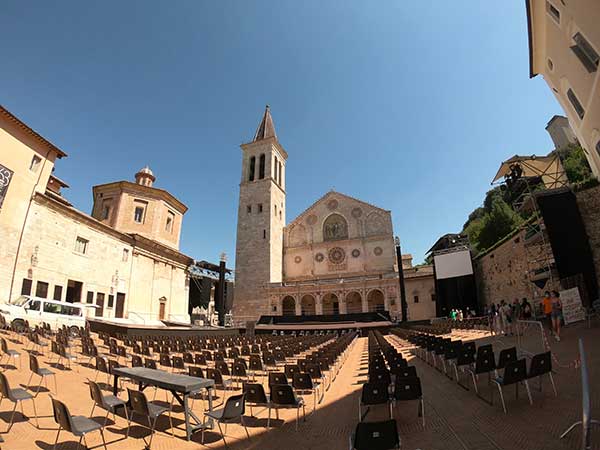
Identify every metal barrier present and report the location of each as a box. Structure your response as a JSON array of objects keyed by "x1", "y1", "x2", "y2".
[
  {"x1": 560, "y1": 338, "x2": 599, "y2": 450},
  {"x1": 515, "y1": 320, "x2": 548, "y2": 358}
]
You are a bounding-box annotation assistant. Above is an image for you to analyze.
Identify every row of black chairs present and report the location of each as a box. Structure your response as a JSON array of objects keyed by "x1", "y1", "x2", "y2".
[{"x1": 393, "y1": 328, "x2": 558, "y2": 414}]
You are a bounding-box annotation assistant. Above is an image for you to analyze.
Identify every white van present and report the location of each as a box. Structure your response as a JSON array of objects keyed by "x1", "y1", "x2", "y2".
[{"x1": 0, "y1": 296, "x2": 94, "y2": 331}]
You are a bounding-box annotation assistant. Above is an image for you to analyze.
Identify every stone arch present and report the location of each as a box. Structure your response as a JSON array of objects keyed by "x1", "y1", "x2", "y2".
[
  {"x1": 345, "y1": 291, "x2": 362, "y2": 314},
  {"x1": 322, "y1": 292, "x2": 339, "y2": 315},
  {"x1": 365, "y1": 212, "x2": 386, "y2": 237},
  {"x1": 300, "y1": 294, "x2": 316, "y2": 315},
  {"x1": 323, "y1": 213, "x2": 348, "y2": 241},
  {"x1": 289, "y1": 224, "x2": 307, "y2": 247},
  {"x1": 282, "y1": 296, "x2": 296, "y2": 316},
  {"x1": 367, "y1": 289, "x2": 385, "y2": 312}
]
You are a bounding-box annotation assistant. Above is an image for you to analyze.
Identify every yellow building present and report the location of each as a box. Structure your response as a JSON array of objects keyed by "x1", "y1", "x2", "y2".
[
  {"x1": 526, "y1": 0, "x2": 600, "y2": 176},
  {"x1": 0, "y1": 105, "x2": 192, "y2": 324}
]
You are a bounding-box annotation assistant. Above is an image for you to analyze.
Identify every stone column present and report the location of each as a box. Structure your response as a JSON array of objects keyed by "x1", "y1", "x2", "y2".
[
  {"x1": 339, "y1": 291, "x2": 348, "y2": 314},
  {"x1": 362, "y1": 290, "x2": 369, "y2": 313},
  {"x1": 316, "y1": 293, "x2": 323, "y2": 315},
  {"x1": 294, "y1": 294, "x2": 302, "y2": 316}
]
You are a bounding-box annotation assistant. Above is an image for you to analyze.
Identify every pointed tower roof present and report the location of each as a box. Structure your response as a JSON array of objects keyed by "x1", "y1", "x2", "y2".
[{"x1": 252, "y1": 105, "x2": 277, "y2": 142}]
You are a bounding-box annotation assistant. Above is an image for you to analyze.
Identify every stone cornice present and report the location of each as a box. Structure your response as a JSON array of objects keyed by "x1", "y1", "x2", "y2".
[{"x1": 92, "y1": 181, "x2": 188, "y2": 214}]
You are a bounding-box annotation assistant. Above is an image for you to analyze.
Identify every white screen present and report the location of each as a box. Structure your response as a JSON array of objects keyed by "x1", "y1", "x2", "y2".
[{"x1": 434, "y1": 251, "x2": 473, "y2": 280}]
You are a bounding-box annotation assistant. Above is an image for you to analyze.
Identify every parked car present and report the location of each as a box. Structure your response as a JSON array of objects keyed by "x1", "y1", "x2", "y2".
[{"x1": 0, "y1": 295, "x2": 95, "y2": 331}]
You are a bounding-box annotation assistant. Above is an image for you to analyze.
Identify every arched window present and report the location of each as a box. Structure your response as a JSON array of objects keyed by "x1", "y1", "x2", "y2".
[
  {"x1": 249, "y1": 156, "x2": 256, "y2": 181},
  {"x1": 323, "y1": 213, "x2": 349, "y2": 241},
  {"x1": 274, "y1": 156, "x2": 278, "y2": 181},
  {"x1": 278, "y1": 161, "x2": 283, "y2": 185},
  {"x1": 259, "y1": 154, "x2": 265, "y2": 179}
]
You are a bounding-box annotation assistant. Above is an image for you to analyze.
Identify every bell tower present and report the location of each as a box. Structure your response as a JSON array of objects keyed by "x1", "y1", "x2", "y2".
[{"x1": 233, "y1": 106, "x2": 287, "y2": 322}]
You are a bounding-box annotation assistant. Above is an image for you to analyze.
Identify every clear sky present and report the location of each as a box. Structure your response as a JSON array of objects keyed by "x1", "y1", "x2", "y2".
[{"x1": 1, "y1": 1, "x2": 562, "y2": 266}]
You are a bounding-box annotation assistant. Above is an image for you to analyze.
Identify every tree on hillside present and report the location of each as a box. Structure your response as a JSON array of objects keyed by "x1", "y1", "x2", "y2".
[
  {"x1": 555, "y1": 143, "x2": 593, "y2": 184},
  {"x1": 476, "y1": 199, "x2": 522, "y2": 251}
]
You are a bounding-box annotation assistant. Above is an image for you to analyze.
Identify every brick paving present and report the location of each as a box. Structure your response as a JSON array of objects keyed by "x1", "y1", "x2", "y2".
[{"x1": 0, "y1": 322, "x2": 598, "y2": 449}]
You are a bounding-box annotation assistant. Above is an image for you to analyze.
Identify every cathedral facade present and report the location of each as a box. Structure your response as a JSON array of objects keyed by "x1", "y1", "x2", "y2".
[{"x1": 233, "y1": 107, "x2": 436, "y2": 323}]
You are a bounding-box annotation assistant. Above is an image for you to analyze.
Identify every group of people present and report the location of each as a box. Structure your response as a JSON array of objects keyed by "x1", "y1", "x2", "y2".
[
  {"x1": 486, "y1": 297, "x2": 533, "y2": 336},
  {"x1": 449, "y1": 308, "x2": 476, "y2": 321},
  {"x1": 486, "y1": 291, "x2": 563, "y2": 341}
]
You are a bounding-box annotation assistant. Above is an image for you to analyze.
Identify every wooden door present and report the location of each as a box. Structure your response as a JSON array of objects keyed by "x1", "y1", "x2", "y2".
[
  {"x1": 159, "y1": 302, "x2": 166, "y2": 320},
  {"x1": 115, "y1": 293, "x2": 125, "y2": 319}
]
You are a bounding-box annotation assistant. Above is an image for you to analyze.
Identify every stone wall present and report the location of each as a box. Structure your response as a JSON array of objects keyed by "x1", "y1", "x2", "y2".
[
  {"x1": 474, "y1": 227, "x2": 559, "y2": 306},
  {"x1": 575, "y1": 184, "x2": 600, "y2": 291}
]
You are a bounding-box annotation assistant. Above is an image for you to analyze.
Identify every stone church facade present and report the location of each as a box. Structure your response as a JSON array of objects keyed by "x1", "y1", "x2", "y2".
[{"x1": 234, "y1": 107, "x2": 435, "y2": 323}]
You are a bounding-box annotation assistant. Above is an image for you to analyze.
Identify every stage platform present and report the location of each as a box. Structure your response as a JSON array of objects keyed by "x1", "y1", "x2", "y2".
[{"x1": 88, "y1": 318, "x2": 243, "y2": 338}]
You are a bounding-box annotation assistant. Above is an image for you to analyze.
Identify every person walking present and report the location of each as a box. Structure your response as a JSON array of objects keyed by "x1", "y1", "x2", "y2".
[
  {"x1": 541, "y1": 291, "x2": 553, "y2": 331},
  {"x1": 521, "y1": 298, "x2": 532, "y2": 320},
  {"x1": 550, "y1": 290, "x2": 563, "y2": 341}
]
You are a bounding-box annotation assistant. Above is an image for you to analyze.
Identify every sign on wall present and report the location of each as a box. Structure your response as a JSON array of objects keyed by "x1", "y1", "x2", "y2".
[
  {"x1": 559, "y1": 287, "x2": 586, "y2": 325},
  {"x1": 0, "y1": 164, "x2": 14, "y2": 210}
]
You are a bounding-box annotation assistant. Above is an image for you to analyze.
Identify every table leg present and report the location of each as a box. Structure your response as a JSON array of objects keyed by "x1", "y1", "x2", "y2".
[
  {"x1": 183, "y1": 392, "x2": 191, "y2": 441},
  {"x1": 206, "y1": 387, "x2": 214, "y2": 428},
  {"x1": 112, "y1": 374, "x2": 119, "y2": 396}
]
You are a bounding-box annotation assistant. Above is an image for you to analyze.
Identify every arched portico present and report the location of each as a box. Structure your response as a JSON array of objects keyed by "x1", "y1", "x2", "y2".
[
  {"x1": 345, "y1": 291, "x2": 362, "y2": 314},
  {"x1": 300, "y1": 294, "x2": 316, "y2": 315},
  {"x1": 282, "y1": 295, "x2": 296, "y2": 316},
  {"x1": 322, "y1": 293, "x2": 339, "y2": 315},
  {"x1": 367, "y1": 289, "x2": 385, "y2": 312}
]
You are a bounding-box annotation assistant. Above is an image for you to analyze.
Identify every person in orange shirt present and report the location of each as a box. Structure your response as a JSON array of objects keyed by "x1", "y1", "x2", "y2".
[{"x1": 541, "y1": 291, "x2": 553, "y2": 331}]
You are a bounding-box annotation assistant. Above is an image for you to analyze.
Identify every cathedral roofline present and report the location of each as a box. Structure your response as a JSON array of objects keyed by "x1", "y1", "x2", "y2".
[{"x1": 288, "y1": 190, "x2": 391, "y2": 227}]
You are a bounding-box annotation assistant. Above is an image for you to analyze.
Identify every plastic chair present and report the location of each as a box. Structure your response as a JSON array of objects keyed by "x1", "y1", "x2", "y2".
[
  {"x1": 350, "y1": 419, "x2": 400, "y2": 450},
  {"x1": 269, "y1": 384, "x2": 305, "y2": 431},
  {"x1": 51, "y1": 397, "x2": 107, "y2": 450},
  {"x1": 27, "y1": 353, "x2": 57, "y2": 396},
  {"x1": 127, "y1": 388, "x2": 173, "y2": 449},
  {"x1": 0, "y1": 372, "x2": 38, "y2": 431},
  {"x1": 202, "y1": 393, "x2": 250, "y2": 448}
]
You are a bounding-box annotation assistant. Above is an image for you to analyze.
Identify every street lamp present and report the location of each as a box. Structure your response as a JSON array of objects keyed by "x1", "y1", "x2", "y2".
[{"x1": 395, "y1": 236, "x2": 408, "y2": 322}]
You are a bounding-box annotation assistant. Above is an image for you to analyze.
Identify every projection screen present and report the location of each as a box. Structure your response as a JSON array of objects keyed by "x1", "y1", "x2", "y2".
[{"x1": 434, "y1": 250, "x2": 473, "y2": 280}]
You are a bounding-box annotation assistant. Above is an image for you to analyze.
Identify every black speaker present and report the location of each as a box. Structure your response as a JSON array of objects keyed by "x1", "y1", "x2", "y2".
[{"x1": 536, "y1": 189, "x2": 598, "y2": 305}]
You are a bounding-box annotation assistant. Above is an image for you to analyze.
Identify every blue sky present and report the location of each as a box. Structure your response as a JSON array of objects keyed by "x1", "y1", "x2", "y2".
[{"x1": 1, "y1": 1, "x2": 562, "y2": 266}]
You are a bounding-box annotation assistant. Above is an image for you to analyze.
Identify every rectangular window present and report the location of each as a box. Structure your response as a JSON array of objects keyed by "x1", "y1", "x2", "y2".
[
  {"x1": 249, "y1": 156, "x2": 256, "y2": 181},
  {"x1": 86, "y1": 291, "x2": 94, "y2": 304},
  {"x1": 259, "y1": 154, "x2": 265, "y2": 179},
  {"x1": 567, "y1": 88, "x2": 585, "y2": 119},
  {"x1": 21, "y1": 278, "x2": 33, "y2": 296},
  {"x1": 274, "y1": 204, "x2": 277, "y2": 216},
  {"x1": 546, "y1": 1, "x2": 560, "y2": 24},
  {"x1": 35, "y1": 281, "x2": 49, "y2": 298},
  {"x1": 165, "y1": 211, "x2": 175, "y2": 232},
  {"x1": 28, "y1": 300, "x2": 41, "y2": 311},
  {"x1": 263, "y1": 229, "x2": 266, "y2": 239},
  {"x1": 134, "y1": 207, "x2": 144, "y2": 223},
  {"x1": 278, "y1": 161, "x2": 283, "y2": 185},
  {"x1": 29, "y1": 155, "x2": 42, "y2": 172},
  {"x1": 246, "y1": 205, "x2": 251, "y2": 214},
  {"x1": 122, "y1": 248, "x2": 129, "y2": 262},
  {"x1": 53, "y1": 285, "x2": 63, "y2": 301},
  {"x1": 108, "y1": 295, "x2": 114, "y2": 308},
  {"x1": 413, "y1": 295, "x2": 419, "y2": 303},
  {"x1": 431, "y1": 293, "x2": 436, "y2": 302},
  {"x1": 571, "y1": 32, "x2": 599, "y2": 73},
  {"x1": 75, "y1": 236, "x2": 89, "y2": 254},
  {"x1": 258, "y1": 203, "x2": 263, "y2": 213}
]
